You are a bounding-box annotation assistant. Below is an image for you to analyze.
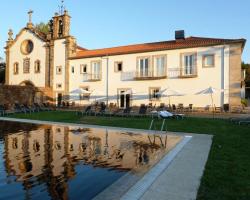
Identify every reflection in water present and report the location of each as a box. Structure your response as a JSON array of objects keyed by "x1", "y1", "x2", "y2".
[{"x1": 0, "y1": 121, "x2": 182, "y2": 200}]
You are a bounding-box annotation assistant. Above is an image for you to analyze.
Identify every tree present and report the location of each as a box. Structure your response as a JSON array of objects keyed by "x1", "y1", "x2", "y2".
[
  {"x1": 35, "y1": 22, "x2": 50, "y2": 34},
  {"x1": 0, "y1": 57, "x2": 5, "y2": 84},
  {"x1": 242, "y1": 62, "x2": 250, "y2": 69}
]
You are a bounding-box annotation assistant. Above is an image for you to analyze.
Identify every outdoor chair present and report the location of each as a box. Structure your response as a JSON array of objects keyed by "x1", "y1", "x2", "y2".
[
  {"x1": 38, "y1": 103, "x2": 50, "y2": 111},
  {"x1": 177, "y1": 103, "x2": 184, "y2": 112},
  {"x1": 23, "y1": 104, "x2": 34, "y2": 113},
  {"x1": 78, "y1": 105, "x2": 92, "y2": 116},
  {"x1": 116, "y1": 107, "x2": 132, "y2": 117},
  {"x1": 105, "y1": 106, "x2": 120, "y2": 117},
  {"x1": 133, "y1": 104, "x2": 148, "y2": 117},
  {"x1": 215, "y1": 107, "x2": 222, "y2": 113},
  {"x1": 0, "y1": 105, "x2": 6, "y2": 116},
  {"x1": 172, "y1": 104, "x2": 177, "y2": 112},
  {"x1": 34, "y1": 103, "x2": 45, "y2": 111},
  {"x1": 42, "y1": 103, "x2": 53, "y2": 111},
  {"x1": 96, "y1": 103, "x2": 106, "y2": 116},
  {"x1": 157, "y1": 103, "x2": 165, "y2": 111},
  {"x1": 14, "y1": 103, "x2": 26, "y2": 114},
  {"x1": 230, "y1": 117, "x2": 250, "y2": 125},
  {"x1": 189, "y1": 104, "x2": 193, "y2": 112}
]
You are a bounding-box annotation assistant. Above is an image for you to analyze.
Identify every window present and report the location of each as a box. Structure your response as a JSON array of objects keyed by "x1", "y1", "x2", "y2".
[
  {"x1": 114, "y1": 62, "x2": 123, "y2": 72},
  {"x1": 71, "y1": 66, "x2": 74, "y2": 73},
  {"x1": 91, "y1": 61, "x2": 101, "y2": 80},
  {"x1": 138, "y1": 57, "x2": 150, "y2": 77},
  {"x1": 203, "y1": 54, "x2": 215, "y2": 67},
  {"x1": 56, "y1": 66, "x2": 62, "y2": 74},
  {"x1": 149, "y1": 87, "x2": 161, "y2": 101},
  {"x1": 80, "y1": 64, "x2": 87, "y2": 73},
  {"x1": 182, "y1": 53, "x2": 196, "y2": 75},
  {"x1": 23, "y1": 58, "x2": 30, "y2": 73},
  {"x1": 34, "y1": 60, "x2": 41, "y2": 73},
  {"x1": 56, "y1": 83, "x2": 62, "y2": 88},
  {"x1": 13, "y1": 62, "x2": 19, "y2": 74},
  {"x1": 155, "y1": 56, "x2": 166, "y2": 76}
]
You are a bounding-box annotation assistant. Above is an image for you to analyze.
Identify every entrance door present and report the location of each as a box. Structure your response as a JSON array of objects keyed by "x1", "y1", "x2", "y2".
[
  {"x1": 119, "y1": 90, "x2": 131, "y2": 108},
  {"x1": 57, "y1": 93, "x2": 62, "y2": 107}
]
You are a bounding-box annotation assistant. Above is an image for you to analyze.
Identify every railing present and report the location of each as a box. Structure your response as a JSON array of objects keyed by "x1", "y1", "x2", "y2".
[
  {"x1": 167, "y1": 67, "x2": 197, "y2": 78},
  {"x1": 83, "y1": 73, "x2": 102, "y2": 82},
  {"x1": 125, "y1": 70, "x2": 167, "y2": 80},
  {"x1": 121, "y1": 67, "x2": 197, "y2": 81}
]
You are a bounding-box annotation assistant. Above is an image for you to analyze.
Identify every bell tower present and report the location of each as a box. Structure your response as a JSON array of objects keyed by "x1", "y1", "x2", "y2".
[{"x1": 50, "y1": 10, "x2": 71, "y2": 39}]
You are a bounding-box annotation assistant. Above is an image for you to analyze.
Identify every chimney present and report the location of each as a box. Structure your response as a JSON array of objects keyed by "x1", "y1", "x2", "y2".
[{"x1": 175, "y1": 30, "x2": 185, "y2": 40}]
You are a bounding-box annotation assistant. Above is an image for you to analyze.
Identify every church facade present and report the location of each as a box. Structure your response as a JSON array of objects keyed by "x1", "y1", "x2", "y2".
[{"x1": 5, "y1": 10, "x2": 246, "y2": 109}]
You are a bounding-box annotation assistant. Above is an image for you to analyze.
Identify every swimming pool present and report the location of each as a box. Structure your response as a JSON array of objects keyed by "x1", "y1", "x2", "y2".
[{"x1": 0, "y1": 120, "x2": 183, "y2": 200}]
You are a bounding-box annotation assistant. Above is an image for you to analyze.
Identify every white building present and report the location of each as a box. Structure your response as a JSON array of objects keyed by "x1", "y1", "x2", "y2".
[{"x1": 5, "y1": 10, "x2": 246, "y2": 109}]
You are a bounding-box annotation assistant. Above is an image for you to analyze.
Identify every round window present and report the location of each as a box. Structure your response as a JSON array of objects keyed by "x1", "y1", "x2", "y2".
[{"x1": 20, "y1": 40, "x2": 34, "y2": 55}]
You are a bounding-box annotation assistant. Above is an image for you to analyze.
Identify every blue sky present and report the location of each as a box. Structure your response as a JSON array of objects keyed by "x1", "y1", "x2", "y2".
[{"x1": 0, "y1": 0, "x2": 249, "y2": 62}]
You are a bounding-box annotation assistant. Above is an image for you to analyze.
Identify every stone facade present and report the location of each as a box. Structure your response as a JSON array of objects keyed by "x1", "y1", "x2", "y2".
[
  {"x1": 229, "y1": 43, "x2": 243, "y2": 110},
  {"x1": 0, "y1": 85, "x2": 36, "y2": 108}
]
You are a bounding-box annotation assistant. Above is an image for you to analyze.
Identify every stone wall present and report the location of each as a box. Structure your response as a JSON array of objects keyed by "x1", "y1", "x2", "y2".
[
  {"x1": 0, "y1": 85, "x2": 36, "y2": 109},
  {"x1": 229, "y1": 43, "x2": 243, "y2": 110}
]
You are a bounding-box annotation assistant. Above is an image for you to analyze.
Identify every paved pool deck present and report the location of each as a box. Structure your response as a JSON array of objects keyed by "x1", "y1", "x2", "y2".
[{"x1": 0, "y1": 117, "x2": 213, "y2": 200}]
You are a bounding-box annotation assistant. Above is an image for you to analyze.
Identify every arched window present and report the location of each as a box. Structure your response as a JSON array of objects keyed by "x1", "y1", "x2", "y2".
[
  {"x1": 34, "y1": 60, "x2": 41, "y2": 73},
  {"x1": 13, "y1": 62, "x2": 19, "y2": 74}
]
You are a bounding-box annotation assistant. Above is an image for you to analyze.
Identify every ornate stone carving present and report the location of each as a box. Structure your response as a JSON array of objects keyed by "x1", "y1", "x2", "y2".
[{"x1": 8, "y1": 29, "x2": 13, "y2": 41}]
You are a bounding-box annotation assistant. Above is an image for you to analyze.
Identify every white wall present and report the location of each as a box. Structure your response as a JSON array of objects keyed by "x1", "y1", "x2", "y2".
[
  {"x1": 69, "y1": 45, "x2": 230, "y2": 108},
  {"x1": 9, "y1": 30, "x2": 46, "y2": 87},
  {"x1": 53, "y1": 39, "x2": 66, "y2": 92}
]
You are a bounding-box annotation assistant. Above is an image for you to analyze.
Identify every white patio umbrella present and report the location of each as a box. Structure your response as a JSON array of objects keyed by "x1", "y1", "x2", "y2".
[
  {"x1": 124, "y1": 89, "x2": 146, "y2": 101},
  {"x1": 156, "y1": 88, "x2": 185, "y2": 106},
  {"x1": 91, "y1": 90, "x2": 105, "y2": 102},
  {"x1": 70, "y1": 88, "x2": 91, "y2": 105},
  {"x1": 195, "y1": 86, "x2": 221, "y2": 118}
]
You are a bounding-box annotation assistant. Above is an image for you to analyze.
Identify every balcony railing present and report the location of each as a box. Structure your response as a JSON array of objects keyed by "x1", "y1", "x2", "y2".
[
  {"x1": 167, "y1": 67, "x2": 197, "y2": 78},
  {"x1": 121, "y1": 67, "x2": 198, "y2": 81},
  {"x1": 134, "y1": 71, "x2": 167, "y2": 80},
  {"x1": 83, "y1": 73, "x2": 102, "y2": 82},
  {"x1": 179, "y1": 67, "x2": 198, "y2": 78}
]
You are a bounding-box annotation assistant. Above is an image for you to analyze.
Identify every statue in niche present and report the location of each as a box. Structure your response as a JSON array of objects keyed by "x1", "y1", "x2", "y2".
[{"x1": 58, "y1": 19, "x2": 63, "y2": 37}]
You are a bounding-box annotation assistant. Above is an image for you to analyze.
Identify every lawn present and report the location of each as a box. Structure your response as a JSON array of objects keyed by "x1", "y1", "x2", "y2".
[{"x1": 5, "y1": 111, "x2": 250, "y2": 200}]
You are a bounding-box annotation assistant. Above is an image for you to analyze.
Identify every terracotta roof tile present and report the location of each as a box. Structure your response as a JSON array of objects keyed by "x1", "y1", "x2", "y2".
[{"x1": 70, "y1": 36, "x2": 246, "y2": 59}]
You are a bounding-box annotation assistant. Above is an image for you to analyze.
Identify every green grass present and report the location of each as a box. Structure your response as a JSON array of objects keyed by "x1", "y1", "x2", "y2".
[{"x1": 5, "y1": 111, "x2": 250, "y2": 200}]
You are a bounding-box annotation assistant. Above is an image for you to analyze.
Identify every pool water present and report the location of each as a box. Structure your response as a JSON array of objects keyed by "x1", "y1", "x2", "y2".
[{"x1": 0, "y1": 120, "x2": 182, "y2": 200}]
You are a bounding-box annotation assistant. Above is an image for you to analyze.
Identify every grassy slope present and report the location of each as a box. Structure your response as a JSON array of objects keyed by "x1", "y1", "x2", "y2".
[{"x1": 5, "y1": 111, "x2": 250, "y2": 200}]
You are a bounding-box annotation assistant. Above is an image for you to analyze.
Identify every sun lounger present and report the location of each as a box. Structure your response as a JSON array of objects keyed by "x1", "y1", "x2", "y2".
[{"x1": 158, "y1": 110, "x2": 184, "y2": 119}]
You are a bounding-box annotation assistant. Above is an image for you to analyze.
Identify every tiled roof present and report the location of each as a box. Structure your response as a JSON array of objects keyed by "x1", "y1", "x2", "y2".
[
  {"x1": 70, "y1": 36, "x2": 246, "y2": 59},
  {"x1": 77, "y1": 45, "x2": 88, "y2": 51},
  {"x1": 26, "y1": 27, "x2": 47, "y2": 41}
]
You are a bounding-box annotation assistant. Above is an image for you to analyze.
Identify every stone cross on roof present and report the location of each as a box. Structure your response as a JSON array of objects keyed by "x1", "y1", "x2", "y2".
[
  {"x1": 27, "y1": 10, "x2": 34, "y2": 28},
  {"x1": 59, "y1": 0, "x2": 65, "y2": 15},
  {"x1": 28, "y1": 10, "x2": 33, "y2": 23}
]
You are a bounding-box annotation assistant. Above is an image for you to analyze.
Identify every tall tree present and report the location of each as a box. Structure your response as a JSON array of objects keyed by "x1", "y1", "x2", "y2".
[
  {"x1": 35, "y1": 22, "x2": 50, "y2": 34},
  {"x1": 0, "y1": 57, "x2": 5, "y2": 84}
]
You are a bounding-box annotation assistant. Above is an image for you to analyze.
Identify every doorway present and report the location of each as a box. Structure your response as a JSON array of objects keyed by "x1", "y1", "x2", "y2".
[
  {"x1": 118, "y1": 89, "x2": 131, "y2": 108},
  {"x1": 57, "y1": 93, "x2": 62, "y2": 107}
]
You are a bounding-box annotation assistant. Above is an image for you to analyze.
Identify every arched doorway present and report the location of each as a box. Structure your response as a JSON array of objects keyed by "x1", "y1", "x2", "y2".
[{"x1": 19, "y1": 80, "x2": 35, "y2": 87}]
